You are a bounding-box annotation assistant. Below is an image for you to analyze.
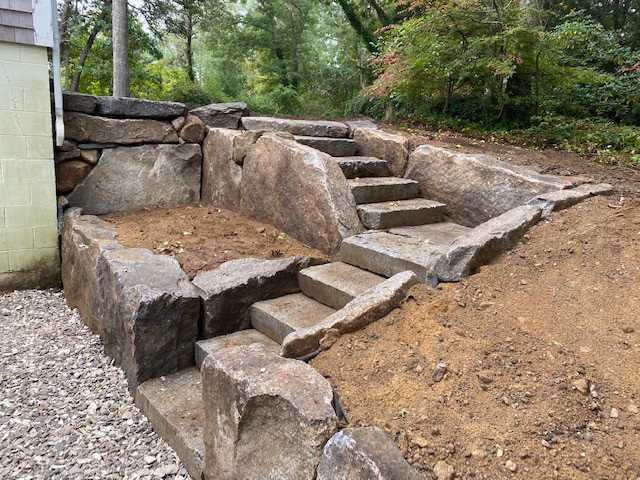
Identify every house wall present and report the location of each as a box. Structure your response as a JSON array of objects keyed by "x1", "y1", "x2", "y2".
[{"x1": 0, "y1": 40, "x2": 59, "y2": 290}]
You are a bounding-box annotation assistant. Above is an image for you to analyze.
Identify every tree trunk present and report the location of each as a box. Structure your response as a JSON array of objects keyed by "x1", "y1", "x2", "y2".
[
  {"x1": 112, "y1": 0, "x2": 130, "y2": 97},
  {"x1": 365, "y1": 0, "x2": 389, "y2": 26},
  {"x1": 71, "y1": 10, "x2": 107, "y2": 92},
  {"x1": 186, "y1": 13, "x2": 194, "y2": 82},
  {"x1": 334, "y1": 0, "x2": 376, "y2": 54}
]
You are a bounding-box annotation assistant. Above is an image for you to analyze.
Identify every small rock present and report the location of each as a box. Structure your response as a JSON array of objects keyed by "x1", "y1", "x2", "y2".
[
  {"x1": 397, "y1": 432, "x2": 409, "y2": 454},
  {"x1": 627, "y1": 403, "x2": 639, "y2": 414},
  {"x1": 411, "y1": 434, "x2": 429, "y2": 449},
  {"x1": 319, "y1": 328, "x2": 340, "y2": 350},
  {"x1": 433, "y1": 361, "x2": 448, "y2": 382},
  {"x1": 520, "y1": 279, "x2": 528, "y2": 285},
  {"x1": 610, "y1": 408, "x2": 619, "y2": 418},
  {"x1": 144, "y1": 455, "x2": 156, "y2": 464},
  {"x1": 256, "y1": 226, "x2": 266, "y2": 233},
  {"x1": 478, "y1": 373, "x2": 493, "y2": 384},
  {"x1": 122, "y1": 411, "x2": 133, "y2": 420},
  {"x1": 505, "y1": 460, "x2": 517, "y2": 472},
  {"x1": 541, "y1": 439, "x2": 551, "y2": 448},
  {"x1": 572, "y1": 378, "x2": 588, "y2": 394},
  {"x1": 433, "y1": 460, "x2": 455, "y2": 480}
]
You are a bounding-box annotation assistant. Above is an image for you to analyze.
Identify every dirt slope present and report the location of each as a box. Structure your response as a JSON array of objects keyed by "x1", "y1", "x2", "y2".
[{"x1": 313, "y1": 195, "x2": 640, "y2": 480}]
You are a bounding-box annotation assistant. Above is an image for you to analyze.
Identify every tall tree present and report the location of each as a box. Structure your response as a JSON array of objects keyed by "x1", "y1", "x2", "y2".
[{"x1": 112, "y1": 0, "x2": 130, "y2": 96}]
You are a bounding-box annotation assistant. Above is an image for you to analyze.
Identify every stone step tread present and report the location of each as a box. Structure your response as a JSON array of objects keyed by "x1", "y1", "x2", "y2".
[
  {"x1": 195, "y1": 329, "x2": 281, "y2": 368},
  {"x1": 340, "y1": 232, "x2": 445, "y2": 284},
  {"x1": 389, "y1": 221, "x2": 472, "y2": 246},
  {"x1": 135, "y1": 368, "x2": 204, "y2": 480},
  {"x1": 357, "y1": 198, "x2": 446, "y2": 229},
  {"x1": 294, "y1": 135, "x2": 357, "y2": 157},
  {"x1": 335, "y1": 157, "x2": 391, "y2": 179},
  {"x1": 251, "y1": 293, "x2": 337, "y2": 344},
  {"x1": 298, "y1": 262, "x2": 385, "y2": 310},
  {"x1": 349, "y1": 177, "x2": 420, "y2": 204},
  {"x1": 241, "y1": 116, "x2": 349, "y2": 138}
]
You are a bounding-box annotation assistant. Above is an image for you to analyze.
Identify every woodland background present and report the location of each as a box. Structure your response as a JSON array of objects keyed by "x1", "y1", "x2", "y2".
[{"x1": 59, "y1": 0, "x2": 640, "y2": 162}]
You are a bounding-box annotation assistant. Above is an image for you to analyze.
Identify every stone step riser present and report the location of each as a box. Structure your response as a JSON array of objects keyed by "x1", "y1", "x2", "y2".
[
  {"x1": 298, "y1": 262, "x2": 384, "y2": 310},
  {"x1": 335, "y1": 157, "x2": 391, "y2": 179},
  {"x1": 294, "y1": 136, "x2": 357, "y2": 157},
  {"x1": 251, "y1": 293, "x2": 336, "y2": 344},
  {"x1": 349, "y1": 178, "x2": 420, "y2": 204},
  {"x1": 195, "y1": 329, "x2": 281, "y2": 368},
  {"x1": 357, "y1": 200, "x2": 446, "y2": 230}
]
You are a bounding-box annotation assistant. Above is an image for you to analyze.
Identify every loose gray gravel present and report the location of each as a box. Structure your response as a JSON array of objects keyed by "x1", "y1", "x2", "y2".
[{"x1": 0, "y1": 289, "x2": 188, "y2": 479}]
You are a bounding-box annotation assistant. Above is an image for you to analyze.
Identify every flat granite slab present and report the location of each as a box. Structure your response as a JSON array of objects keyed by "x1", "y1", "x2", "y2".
[
  {"x1": 348, "y1": 177, "x2": 419, "y2": 204},
  {"x1": 357, "y1": 198, "x2": 446, "y2": 229},
  {"x1": 299, "y1": 262, "x2": 384, "y2": 310},
  {"x1": 340, "y1": 232, "x2": 445, "y2": 284},
  {"x1": 242, "y1": 116, "x2": 349, "y2": 138},
  {"x1": 390, "y1": 221, "x2": 473, "y2": 246},
  {"x1": 251, "y1": 293, "x2": 337, "y2": 344},
  {"x1": 195, "y1": 329, "x2": 281, "y2": 368}
]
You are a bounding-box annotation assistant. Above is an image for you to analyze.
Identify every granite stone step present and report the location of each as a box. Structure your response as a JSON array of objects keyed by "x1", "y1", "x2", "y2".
[
  {"x1": 298, "y1": 262, "x2": 385, "y2": 310},
  {"x1": 335, "y1": 156, "x2": 391, "y2": 179},
  {"x1": 294, "y1": 135, "x2": 357, "y2": 157},
  {"x1": 348, "y1": 177, "x2": 420, "y2": 204},
  {"x1": 357, "y1": 198, "x2": 446, "y2": 230},
  {"x1": 340, "y1": 232, "x2": 446, "y2": 284},
  {"x1": 390, "y1": 221, "x2": 473, "y2": 246},
  {"x1": 195, "y1": 329, "x2": 281, "y2": 368},
  {"x1": 135, "y1": 368, "x2": 204, "y2": 480},
  {"x1": 251, "y1": 293, "x2": 337, "y2": 344},
  {"x1": 241, "y1": 116, "x2": 349, "y2": 138}
]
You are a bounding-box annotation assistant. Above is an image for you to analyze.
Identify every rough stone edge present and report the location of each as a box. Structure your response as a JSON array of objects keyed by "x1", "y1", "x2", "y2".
[
  {"x1": 528, "y1": 183, "x2": 614, "y2": 217},
  {"x1": 280, "y1": 271, "x2": 420, "y2": 358},
  {"x1": 432, "y1": 205, "x2": 543, "y2": 282}
]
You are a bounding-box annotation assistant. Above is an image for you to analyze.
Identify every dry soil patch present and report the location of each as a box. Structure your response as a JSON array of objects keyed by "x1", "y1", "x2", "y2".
[
  {"x1": 101, "y1": 204, "x2": 326, "y2": 278},
  {"x1": 312, "y1": 195, "x2": 640, "y2": 480}
]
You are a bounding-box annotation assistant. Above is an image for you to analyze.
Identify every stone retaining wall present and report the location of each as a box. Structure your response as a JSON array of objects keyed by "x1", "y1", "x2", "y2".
[{"x1": 56, "y1": 94, "x2": 249, "y2": 214}]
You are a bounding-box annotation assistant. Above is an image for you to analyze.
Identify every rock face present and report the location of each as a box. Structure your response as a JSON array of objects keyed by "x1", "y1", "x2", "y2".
[
  {"x1": 192, "y1": 256, "x2": 321, "y2": 339},
  {"x1": 195, "y1": 329, "x2": 281, "y2": 368},
  {"x1": 241, "y1": 134, "x2": 363, "y2": 256},
  {"x1": 189, "y1": 102, "x2": 249, "y2": 128},
  {"x1": 242, "y1": 116, "x2": 349, "y2": 138},
  {"x1": 64, "y1": 113, "x2": 179, "y2": 144},
  {"x1": 433, "y1": 205, "x2": 543, "y2": 281},
  {"x1": 61, "y1": 209, "x2": 123, "y2": 334},
  {"x1": 95, "y1": 96, "x2": 187, "y2": 118},
  {"x1": 354, "y1": 128, "x2": 409, "y2": 176},
  {"x1": 294, "y1": 136, "x2": 357, "y2": 157},
  {"x1": 345, "y1": 119, "x2": 378, "y2": 138},
  {"x1": 67, "y1": 144, "x2": 202, "y2": 215},
  {"x1": 281, "y1": 271, "x2": 419, "y2": 358},
  {"x1": 101, "y1": 248, "x2": 200, "y2": 392},
  {"x1": 529, "y1": 183, "x2": 614, "y2": 216},
  {"x1": 201, "y1": 344, "x2": 338, "y2": 480},
  {"x1": 317, "y1": 427, "x2": 425, "y2": 480},
  {"x1": 62, "y1": 92, "x2": 98, "y2": 114},
  {"x1": 55, "y1": 160, "x2": 92, "y2": 193},
  {"x1": 179, "y1": 114, "x2": 206, "y2": 143},
  {"x1": 201, "y1": 128, "x2": 243, "y2": 209},
  {"x1": 405, "y1": 145, "x2": 568, "y2": 226}
]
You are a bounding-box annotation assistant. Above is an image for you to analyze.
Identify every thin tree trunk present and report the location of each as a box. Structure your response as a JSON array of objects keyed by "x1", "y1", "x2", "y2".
[
  {"x1": 334, "y1": 0, "x2": 376, "y2": 54},
  {"x1": 71, "y1": 10, "x2": 107, "y2": 92},
  {"x1": 365, "y1": 0, "x2": 389, "y2": 26},
  {"x1": 186, "y1": 13, "x2": 194, "y2": 82},
  {"x1": 112, "y1": 0, "x2": 130, "y2": 97}
]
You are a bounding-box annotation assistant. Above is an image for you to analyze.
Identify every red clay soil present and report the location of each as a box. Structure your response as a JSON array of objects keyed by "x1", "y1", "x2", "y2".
[
  {"x1": 312, "y1": 195, "x2": 640, "y2": 480},
  {"x1": 101, "y1": 204, "x2": 326, "y2": 278}
]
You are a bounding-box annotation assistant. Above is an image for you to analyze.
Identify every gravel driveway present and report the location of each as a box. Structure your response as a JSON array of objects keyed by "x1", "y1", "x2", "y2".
[{"x1": 0, "y1": 289, "x2": 188, "y2": 479}]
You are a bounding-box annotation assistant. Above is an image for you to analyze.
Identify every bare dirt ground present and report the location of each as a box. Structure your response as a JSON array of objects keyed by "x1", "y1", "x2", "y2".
[
  {"x1": 313, "y1": 195, "x2": 640, "y2": 479},
  {"x1": 101, "y1": 204, "x2": 326, "y2": 278}
]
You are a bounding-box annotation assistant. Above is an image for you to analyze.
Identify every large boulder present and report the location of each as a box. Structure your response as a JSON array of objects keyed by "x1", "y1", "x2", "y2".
[
  {"x1": 353, "y1": 128, "x2": 409, "y2": 176},
  {"x1": 101, "y1": 248, "x2": 200, "y2": 392},
  {"x1": 64, "y1": 112, "x2": 179, "y2": 144},
  {"x1": 55, "y1": 160, "x2": 92, "y2": 193},
  {"x1": 61, "y1": 209, "x2": 123, "y2": 334},
  {"x1": 192, "y1": 256, "x2": 322, "y2": 339},
  {"x1": 240, "y1": 134, "x2": 363, "y2": 256},
  {"x1": 201, "y1": 128, "x2": 243, "y2": 209},
  {"x1": 433, "y1": 205, "x2": 543, "y2": 281},
  {"x1": 317, "y1": 427, "x2": 425, "y2": 480},
  {"x1": 189, "y1": 102, "x2": 249, "y2": 128},
  {"x1": 202, "y1": 344, "x2": 338, "y2": 480},
  {"x1": 95, "y1": 96, "x2": 187, "y2": 118},
  {"x1": 405, "y1": 145, "x2": 568, "y2": 226},
  {"x1": 67, "y1": 144, "x2": 201, "y2": 215}
]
